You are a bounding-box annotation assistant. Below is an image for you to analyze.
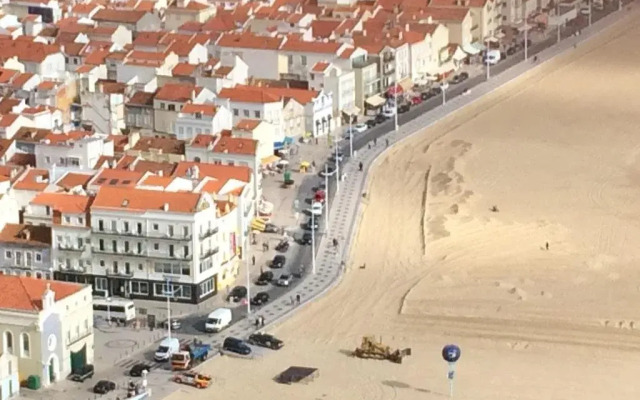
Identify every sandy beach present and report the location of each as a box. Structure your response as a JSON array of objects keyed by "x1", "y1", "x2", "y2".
[{"x1": 165, "y1": 10, "x2": 640, "y2": 400}]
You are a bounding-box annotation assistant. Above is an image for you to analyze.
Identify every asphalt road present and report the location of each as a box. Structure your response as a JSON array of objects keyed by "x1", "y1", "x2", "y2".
[{"x1": 147, "y1": 0, "x2": 624, "y2": 343}]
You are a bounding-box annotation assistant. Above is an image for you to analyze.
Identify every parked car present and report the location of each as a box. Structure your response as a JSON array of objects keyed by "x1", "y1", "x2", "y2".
[
  {"x1": 506, "y1": 46, "x2": 517, "y2": 55},
  {"x1": 458, "y1": 72, "x2": 469, "y2": 81},
  {"x1": 366, "y1": 119, "x2": 377, "y2": 128},
  {"x1": 450, "y1": 74, "x2": 463, "y2": 84},
  {"x1": 256, "y1": 271, "x2": 274, "y2": 285},
  {"x1": 129, "y1": 363, "x2": 150, "y2": 377},
  {"x1": 411, "y1": 96, "x2": 422, "y2": 105},
  {"x1": 162, "y1": 319, "x2": 181, "y2": 330},
  {"x1": 227, "y1": 286, "x2": 247, "y2": 302},
  {"x1": 382, "y1": 109, "x2": 396, "y2": 118},
  {"x1": 247, "y1": 333, "x2": 284, "y2": 350},
  {"x1": 346, "y1": 123, "x2": 367, "y2": 135},
  {"x1": 320, "y1": 164, "x2": 336, "y2": 177},
  {"x1": 430, "y1": 86, "x2": 442, "y2": 95},
  {"x1": 271, "y1": 255, "x2": 286, "y2": 269},
  {"x1": 374, "y1": 113, "x2": 387, "y2": 124},
  {"x1": 251, "y1": 292, "x2": 270, "y2": 306},
  {"x1": 300, "y1": 232, "x2": 313, "y2": 245},
  {"x1": 398, "y1": 103, "x2": 411, "y2": 113},
  {"x1": 275, "y1": 240, "x2": 289, "y2": 253},
  {"x1": 310, "y1": 202, "x2": 323, "y2": 216},
  {"x1": 304, "y1": 218, "x2": 320, "y2": 231},
  {"x1": 276, "y1": 274, "x2": 291, "y2": 287},
  {"x1": 93, "y1": 380, "x2": 116, "y2": 394},
  {"x1": 69, "y1": 364, "x2": 94, "y2": 382},
  {"x1": 223, "y1": 337, "x2": 252, "y2": 356},
  {"x1": 330, "y1": 152, "x2": 345, "y2": 162},
  {"x1": 264, "y1": 223, "x2": 279, "y2": 233},
  {"x1": 421, "y1": 91, "x2": 435, "y2": 101}
]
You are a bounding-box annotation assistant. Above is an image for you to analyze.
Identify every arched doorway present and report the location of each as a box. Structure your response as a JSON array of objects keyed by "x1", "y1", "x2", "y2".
[{"x1": 47, "y1": 354, "x2": 59, "y2": 385}]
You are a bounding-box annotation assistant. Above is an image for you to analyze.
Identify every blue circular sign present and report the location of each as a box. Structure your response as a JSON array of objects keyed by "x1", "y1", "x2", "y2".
[{"x1": 442, "y1": 344, "x2": 461, "y2": 363}]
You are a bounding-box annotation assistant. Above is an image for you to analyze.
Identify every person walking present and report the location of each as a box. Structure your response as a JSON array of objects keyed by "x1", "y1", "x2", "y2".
[
  {"x1": 368, "y1": 143, "x2": 372, "y2": 150},
  {"x1": 373, "y1": 137, "x2": 377, "y2": 146},
  {"x1": 333, "y1": 238, "x2": 338, "y2": 248},
  {"x1": 296, "y1": 294, "x2": 301, "y2": 304},
  {"x1": 359, "y1": 162, "x2": 363, "y2": 171},
  {"x1": 385, "y1": 138, "x2": 389, "y2": 147},
  {"x1": 545, "y1": 242, "x2": 549, "y2": 250},
  {"x1": 251, "y1": 255, "x2": 255, "y2": 266}
]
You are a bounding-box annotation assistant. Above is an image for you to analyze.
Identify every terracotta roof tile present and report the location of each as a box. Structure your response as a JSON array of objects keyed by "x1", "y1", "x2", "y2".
[
  {"x1": 217, "y1": 32, "x2": 283, "y2": 50},
  {"x1": 181, "y1": 103, "x2": 216, "y2": 116},
  {"x1": 234, "y1": 119, "x2": 261, "y2": 131},
  {"x1": 173, "y1": 161, "x2": 251, "y2": 183},
  {"x1": 92, "y1": 186, "x2": 203, "y2": 213},
  {"x1": 217, "y1": 87, "x2": 281, "y2": 104},
  {"x1": 93, "y1": 9, "x2": 146, "y2": 24},
  {"x1": 189, "y1": 134, "x2": 216, "y2": 148},
  {"x1": 0, "y1": 275, "x2": 84, "y2": 312},
  {"x1": 8, "y1": 153, "x2": 35, "y2": 167},
  {"x1": 155, "y1": 83, "x2": 200, "y2": 103},
  {"x1": 172, "y1": 62, "x2": 198, "y2": 77},
  {"x1": 31, "y1": 192, "x2": 92, "y2": 214},
  {"x1": 90, "y1": 169, "x2": 145, "y2": 187},
  {"x1": 13, "y1": 169, "x2": 49, "y2": 191},
  {"x1": 128, "y1": 91, "x2": 156, "y2": 106},
  {"x1": 213, "y1": 136, "x2": 257, "y2": 156},
  {"x1": 311, "y1": 61, "x2": 330, "y2": 72},
  {"x1": 55, "y1": 172, "x2": 93, "y2": 190},
  {"x1": 132, "y1": 137, "x2": 185, "y2": 155}
]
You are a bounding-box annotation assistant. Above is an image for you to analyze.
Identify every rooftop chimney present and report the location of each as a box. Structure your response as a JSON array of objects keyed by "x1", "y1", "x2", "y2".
[{"x1": 163, "y1": 203, "x2": 169, "y2": 211}]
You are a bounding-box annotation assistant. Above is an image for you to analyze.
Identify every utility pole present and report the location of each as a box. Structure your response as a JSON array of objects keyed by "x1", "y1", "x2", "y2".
[
  {"x1": 164, "y1": 278, "x2": 172, "y2": 340},
  {"x1": 441, "y1": 83, "x2": 449, "y2": 106},
  {"x1": 311, "y1": 212, "x2": 316, "y2": 274},
  {"x1": 588, "y1": 0, "x2": 593, "y2": 26},
  {"x1": 523, "y1": 3, "x2": 529, "y2": 61},
  {"x1": 556, "y1": 2, "x2": 561, "y2": 43},
  {"x1": 394, "y1": 56, "x2": 399, "y2": 132},
  {"x1": 324, "y1": 164, "x2": 329, "y2": 236},
  {"x1": 334, "y1": 133, "x2": 340, "y2": 192},
  {"x1": 348, "y1": 117, "x2": 353, "y2": 157}
]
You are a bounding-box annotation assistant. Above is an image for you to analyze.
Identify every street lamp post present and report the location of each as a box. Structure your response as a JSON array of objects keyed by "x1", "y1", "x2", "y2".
[
  {"x1": 441, "y1": 83, "x2": 449, "y2": 106},
  {"x1": 245, "y1": 243, "x2": 251, "y2": 314},
  {"x1": 164, "y1": 279, "x2": 172, "y2": 340},
  {"x1": 311, "y1": 212, "x2": 316, "y2": 275},
  {"x1": 557, "y1": 3, "x2": 561, "y2": 43},
  {"x1": 106, "y1": 297, "x2": 112, "y2": 326},
  {"x1": 349, "y1": 118, "x2": 353, "y2": 157},
  {"x1": 394, "y1": 57, "x2": 399, "y2": 132},
  {"x1": 588, "y1": 0, "x2": 593, "y2": 26},
  {"x1": 324, "y1": 164, "x2": 329, "y2": 235},
  {"x1": 485, "y1": 55, "x2": 491, "y2": 80},
  {"x1": 334, "y1": 135, "x2": 340, "y2": 192}
]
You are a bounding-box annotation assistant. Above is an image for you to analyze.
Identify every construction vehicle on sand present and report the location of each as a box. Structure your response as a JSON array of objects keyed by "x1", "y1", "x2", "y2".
[{"x1": 353, "y1": 336, "x2": 412, "y2": 364}]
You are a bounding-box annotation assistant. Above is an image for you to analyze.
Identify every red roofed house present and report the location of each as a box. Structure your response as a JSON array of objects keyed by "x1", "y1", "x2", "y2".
[
  {"x1": 174, "y1": 103, "x2": 232, "y2": 141},
  {"x1": 280, "y1": 37, "x2": 353, "y2": 81},
  {"x1": 215, "y1": 33, "x2": 286, "y2": 80},
  {"x1": 195, "y1": 56, "x2": 249, "y2": 95},
  {"x1": 164, "y1": 0, "x2": 216, "y2": 31},
  {"x1": 2, "y1": 0, "x2": 63, "y2": 23},
  {"x1": 216, "y1": 86, "x2": 286, "y2": 147},
  {"x1": 35, "y1": 132, "x2": 116, "y2": 175},
  {"x1": 0, "y1": 38, "x2": 66, "y2": 80},
  {"x1": 0, "y1": 113, "x2": 33, "y2": 139},
  {"x1": 153, "y1": 83, "x2": 213, "y2": 134},
  {"x1": 24, "y1": 192, "x2": 93, "y2": 278},
  {"x1": 118, "y1": 50, "x2": 180, "y2": 92},
  {"x1": 92, "y1": 9, "x2": 161, "y2": 33},
  {"x1": 0, "y1": 274, "x2": 94, "y2": 387}
]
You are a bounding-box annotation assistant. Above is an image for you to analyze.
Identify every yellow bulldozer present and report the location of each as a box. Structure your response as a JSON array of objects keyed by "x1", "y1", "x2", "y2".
[{"x1": 353, "y1": 336, "x2": 412, "y2": 364}]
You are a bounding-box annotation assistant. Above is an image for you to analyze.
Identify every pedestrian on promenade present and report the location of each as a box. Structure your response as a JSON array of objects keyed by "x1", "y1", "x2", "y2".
[
  {"x1": 290, "y1": 296, "x2": 295, "y2": 305},
  {"x1": 266, "y1": 242, "x2": 270, "y2": 251},
  {"x1": 296, "y1": 294, "x2": 301, "y2": 304},
  {"x1": 312, "y1": 160, "x2": 316, "y2": 169},
  {"x1": 333, "y1": 238, "x2": 339, "y2": 248},
  {"x1": 251, "y1": 255, "x2": 255, "y2": 266},
  {"x1": 262, "y1": 242, "x2": 268, "y2": 251},
  {"x1": 374, "y1": 137, "x2": 377, "y2": 146},
  {"x1": 385, "y1": 138, "x2": 389, "y2": 147},
  {"x1": 533, "y1": 55, "x2": 538, "y2": 63},
  {"x1": 261, "y1": 316, "x2": 265, "y2": 327},
  {"x1": 545, "y1": 242, "x2": 549, "y2": 250},
  {"x1": 359, "y1": 162, "x2": 363, "y2": 171},
  {"x1": 368, "y1": 143, "x2": 372, "y2": 150}
]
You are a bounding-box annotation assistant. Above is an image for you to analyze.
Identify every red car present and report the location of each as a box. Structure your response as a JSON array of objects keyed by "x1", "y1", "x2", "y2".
[{"x1": 411, "y1": 96, "x2": 422, "y2": 105}]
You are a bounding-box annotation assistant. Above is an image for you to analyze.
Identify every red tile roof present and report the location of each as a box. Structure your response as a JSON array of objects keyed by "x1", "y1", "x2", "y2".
[
  {"x1": 93, "y1": 9, "x2": 147, "y2": 24},
  {"x1": 213, "y1": 136, "x2": 257, "y2": 156},
  {"x1": 181, "y1": 103, "x2": 217, "y2": 116},
  {"x1": 55, "y1": 172, "x2": 93, "y2": 190},
  {"x1": 234, "y1": 119, "x2": 261, "y2": 131},
  {"x1": 217, "y1": 32, "x2": 283, "y2": 50},
  {"x1": 155, "y1": 83, "x2": 200, "y2": 103},
  {"x1": 189, "y1": 134, "x2": 216, "y2": 148},
  {"x1": 31, "y1": 192, "x2": 92, "y2": 214},
  {"x1": 0, "y1": 38, "x2": 61, "y2": 63},
  {"x1": 92, "y1": 186, "x2": 203, "y2": 213},
  {"x1": 90, "y1": 169, "x2": 145, "y2": 188},
  {"x1": 172, "y1": 62, "x2": 198, "y2": 76},
  {"x1": 132, "y1": 136, "x2": 185, "y2": 155},
  {"x1": 173, "y1": 161, "x2": 251, "y2": 183},
  {"x1": 0, "y1": 275, "x2": 84, "y2": 312},
  {"x1": 217, "y1": 87, "x2": 281, "y2": 104}
]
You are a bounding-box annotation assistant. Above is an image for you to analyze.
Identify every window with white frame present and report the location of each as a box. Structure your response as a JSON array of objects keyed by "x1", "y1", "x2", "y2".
[
  {"x1": 35, "y1": 252, "x2": 42, "y2": 262},
  {"x1": 131, "y1": 281, "x2": 149, "y2": 295},
  {"x1": 154, "y1": 283, "x2": 192, "y2": 299},
  {"x1": 199, "y1": 277, "x2": 215, "y2": 297},
  {"x1": 4, "y1": 331, "x2": 13, "y2": 354},
  {"x1": 5, "y1": 251, "x2": 11, "y2": 259},
  {"x1": 21, "y1": 333, "x2": 30, "y2": 358},
  {"x1": 95, "y1": 277, "x2": 107, "y2": 291}
]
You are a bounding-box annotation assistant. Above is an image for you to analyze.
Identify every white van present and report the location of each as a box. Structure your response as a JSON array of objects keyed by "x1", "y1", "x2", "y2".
[
  {"x1": 154, "y1": 337, "x2": 180, "y2": 362},
  {"x1": 205, "y1": 308, "x2": 232, "y2": 333},
  {"x1": 484, "y1": 49, "x2": 501, "y2": 65}
]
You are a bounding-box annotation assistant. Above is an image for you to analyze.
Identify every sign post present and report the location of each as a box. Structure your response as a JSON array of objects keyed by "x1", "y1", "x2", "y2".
[{"x1": 441, "y1": 344, "x2": 461, "y2": 399}]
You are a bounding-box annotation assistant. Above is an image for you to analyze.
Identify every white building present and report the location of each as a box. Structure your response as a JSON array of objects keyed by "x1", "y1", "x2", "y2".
[
  {"x1": 24, "y1": 192, "x2": 92, "y2": 278},
  {"x1": 216, "y1": 86, "x2": 285, "y2": 145},
  {"x1": 88, "y1": 186, "x2": 223, "y2": 303},
  {"x1": 35, "y1": 133, "x2": 115, "y2": 177},
  {"x1": 173, "y1": 103, "x2": 232, "y2": 141},
  {"x1": 214, "y1": 33, "x2": 286, "y2": 80},
  {"x1": 0, "y1": 276, "x2": 94, "y2": 388},
  {"x1": 309, "y1": 62, "x2": 356, "y2": 122}
]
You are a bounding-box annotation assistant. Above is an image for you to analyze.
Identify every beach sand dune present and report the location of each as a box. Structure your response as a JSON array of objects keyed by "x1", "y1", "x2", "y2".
[{"x1": 164, "y1": 11, "x2": 640, "y2": 400}]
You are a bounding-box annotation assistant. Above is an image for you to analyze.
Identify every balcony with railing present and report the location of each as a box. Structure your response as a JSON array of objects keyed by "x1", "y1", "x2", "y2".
[
  {"x1": 57, "y1": 243, "x2": 86, "y2": 252},
  {"x1": 106, "y1": 268, "x2": 134, "y2": 278},
  {"x1": 93, "y1": 247, "x2": 192, "y2": 261},
  {"x1": 199, "y1": 227, "x2": 219, "y2": 240},
  {"x1": 200, "y1": 247, "x2": 219, "y2": 260},
  {"x1": 93, "y1": 228, "x2": 192, "y2": 241}
]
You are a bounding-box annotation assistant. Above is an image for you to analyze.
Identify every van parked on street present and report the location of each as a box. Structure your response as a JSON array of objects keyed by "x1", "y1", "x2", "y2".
[{"x1": 205, "y1": 308, "x2": 232, "y2": 333}]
